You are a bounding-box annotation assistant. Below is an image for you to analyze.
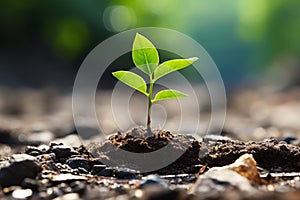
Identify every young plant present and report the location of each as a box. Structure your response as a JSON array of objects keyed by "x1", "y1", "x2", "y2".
[{"x1": 112, "y1": 33, "x2": 198, "y2": 131}]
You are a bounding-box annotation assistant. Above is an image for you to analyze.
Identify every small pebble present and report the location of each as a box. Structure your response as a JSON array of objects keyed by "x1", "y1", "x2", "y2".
[
  {"x1": 91, "y1": 165, "x2": 107, "y2": 175},
  {"x1": 140, "y1": 175, "x2": 167, "y2": 189},
  {"x1": 263, "y1": 137, "x2": 279, "y2": 144},
  {"x1": 96, "y1": 167, "x2": 114, "y2": 176},
  {"x1": 25, "y1": 146, "x2": 41, "y2": 156},
  {"x1": 51, "y1": 173, "x2": 87, "y2": 182},
  {"x1": 115, "y1": 168, "x2": 138, "y2": 179},
  {"x1": 12, "y1": 189, "x2": 32, "y2": 199},
  {"x1": 190, "y1": 168, "x2": 256, "y2": 194},
  {"x1": 0, "y1": 154, "x2": 41, "y2": 187},
  {"x1": 51, "y1": 145, "x2": 72, "y2": 158},
  {"x1": 66, "y1": 157, "x2": 90, "y2": 171},
  {"x1": 38, "y1": 144, "x2": 50, "y2": 153},
  {"x1": 281, "y1": 136, "x2": 297, "y2": 144}
]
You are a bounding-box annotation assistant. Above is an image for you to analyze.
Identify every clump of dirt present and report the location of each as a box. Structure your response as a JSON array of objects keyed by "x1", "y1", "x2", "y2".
[
  {"x1": 203, "y1": 139, "x2": 300, "y2": 171},
  {"x1": 90, "y1": 128, "x2": 300, "y2": 174},
  {"x1": 109, "y1": 127, "x2": 175, "y2": 153},
  {"x1": 90, "y1": 127, "x2": 202, "y2": 174}
]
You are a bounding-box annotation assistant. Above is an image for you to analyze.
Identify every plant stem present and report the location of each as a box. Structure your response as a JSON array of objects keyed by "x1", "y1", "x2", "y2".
[{"x1": 147, "y1": 74, "x2": 154, "y2": 132}]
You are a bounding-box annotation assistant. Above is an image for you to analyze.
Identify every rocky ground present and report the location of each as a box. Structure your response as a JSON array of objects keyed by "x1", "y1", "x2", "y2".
[{"x1": 0, "y1": 85, "x2": 300, "y2": 199}]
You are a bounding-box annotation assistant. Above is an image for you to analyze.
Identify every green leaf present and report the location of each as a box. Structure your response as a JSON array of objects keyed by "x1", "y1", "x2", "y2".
[
  {"x1": 152, "y1": 89, "x2": 188, "y2": 103},
  {"x1": 154, "y1": 57, "x2": 198, "y2": 81},
  {"x1": 132, "y1": 33, "x2": 159, "y2": 75},
  {"x1": 112, "y1": 71, "x2": 148, "y2": 96}
]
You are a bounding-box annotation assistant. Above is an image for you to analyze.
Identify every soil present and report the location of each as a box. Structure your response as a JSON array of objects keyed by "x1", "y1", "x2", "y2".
[
  {"x1": 91, "y1": 127, "x2": 202, "y2": 174},
  {"x1": 90, "y1": 127, "x2": 300, "y2": 174},
  {"x1": 1, "y1": 127, "x2": 300, "y2": 199},
  {"x1": 0, "y1": 86, "x2": 300, "y2": 199}
]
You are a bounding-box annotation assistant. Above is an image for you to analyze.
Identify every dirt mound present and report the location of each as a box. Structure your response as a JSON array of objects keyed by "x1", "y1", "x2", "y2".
[
  {"x1": 89, "y1": 128, "x2": 300, "y2": 174},
  {"x1": 203, "y1": 138, "x2": 300, "y2": 171},
  {"x1": 90, "y1": 127, "x2": 202, "y2": 174}
]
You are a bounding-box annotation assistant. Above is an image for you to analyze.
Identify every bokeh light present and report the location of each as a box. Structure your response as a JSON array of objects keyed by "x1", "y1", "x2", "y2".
[{"x1": 103, "y1": 5, "x2": 136, "y2": 32}]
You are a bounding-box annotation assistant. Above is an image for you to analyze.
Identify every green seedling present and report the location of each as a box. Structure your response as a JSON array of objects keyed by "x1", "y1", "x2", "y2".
[{"x1": 112, "y1": 33, "x2": 198, "y2": 131}]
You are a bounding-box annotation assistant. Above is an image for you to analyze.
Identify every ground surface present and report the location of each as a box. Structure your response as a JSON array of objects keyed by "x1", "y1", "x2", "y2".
[{"x1": 0, "y1": 85, "x2": 300, "y2": 199}]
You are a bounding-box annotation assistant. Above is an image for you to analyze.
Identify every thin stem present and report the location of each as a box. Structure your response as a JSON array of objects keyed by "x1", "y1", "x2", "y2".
[{"x1": 147, "y1": 74, "x2": 154, "y2": 132}]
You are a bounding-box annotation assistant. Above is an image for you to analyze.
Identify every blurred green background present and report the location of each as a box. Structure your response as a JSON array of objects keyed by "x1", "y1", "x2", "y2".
[{"x1": 0, "y1": 0, "x2": 299, "y2": 89}]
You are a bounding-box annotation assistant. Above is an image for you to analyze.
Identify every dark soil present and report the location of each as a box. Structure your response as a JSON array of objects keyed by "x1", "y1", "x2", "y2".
[
  {"x1": 202, "y1": 138, "x2": 300, "y2": 171},
  {"x1": 89, "y1": 127, "x2": 300, "y2": 174},
  {"x1": 1, "y1": 87, "x2": 300, "y2": 199},
  {"x1": 91, "y1": 127, "x2": 201, "y2": 174},
  {"x1": 0, "y1": 126, "x2": 300, "y2": 199}
]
